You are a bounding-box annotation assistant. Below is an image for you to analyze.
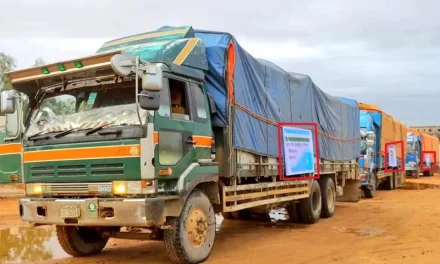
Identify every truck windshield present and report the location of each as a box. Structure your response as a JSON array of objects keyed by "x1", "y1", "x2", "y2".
[{"x1": 25, "y1": 82, "x2": 148, "y2": 138}]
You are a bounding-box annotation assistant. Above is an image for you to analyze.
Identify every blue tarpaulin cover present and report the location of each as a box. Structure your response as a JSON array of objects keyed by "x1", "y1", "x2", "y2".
[{"x1": 195, "y1": 30, "x2": 361, "y2": 161}]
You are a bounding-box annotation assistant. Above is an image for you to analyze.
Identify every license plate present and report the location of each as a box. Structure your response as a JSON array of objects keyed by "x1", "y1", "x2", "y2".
[{"x1": 60, "y1": 205, "x2": 81, "y2": 218}]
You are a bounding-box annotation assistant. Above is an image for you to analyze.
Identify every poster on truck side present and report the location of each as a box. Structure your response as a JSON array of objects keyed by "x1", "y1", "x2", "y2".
[
  {"x1": 282, "y1": 127, "x2": 315, "y2": 176},
  {"x1": 388, "y1": 145, "x2": 397, "y2": 167},
  {"x1": 424, "y1": 153, "x2": 432, "y2": 166}
]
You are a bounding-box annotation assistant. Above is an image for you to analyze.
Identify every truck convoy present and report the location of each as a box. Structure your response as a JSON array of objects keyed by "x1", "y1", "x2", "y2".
[
  {"x1": 2, "y1": 26, "x2": 364, "y2": 264},
  {"x1": 406, "y1": 128, "x2": 439, "y2": 177},
  {"x1": 0, "y1": 25, "x2": 434, "y2": 264}
]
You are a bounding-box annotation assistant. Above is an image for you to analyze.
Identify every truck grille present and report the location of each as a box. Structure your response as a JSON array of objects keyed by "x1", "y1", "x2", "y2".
[
  {"x1": 30, "y1": 163, "x2": 125, "y2": 178},
  {"x1": 41, "y1": 182, "x2": 112, "y2": 196}
]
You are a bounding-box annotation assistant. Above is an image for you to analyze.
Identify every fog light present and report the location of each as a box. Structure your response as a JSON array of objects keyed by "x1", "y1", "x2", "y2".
[
  {"x1": 25, "y1": 183, "x2": 42, "y2": 196},
  {"x1": 113, "y1": 182, "x2": 127, "y2": 195}
]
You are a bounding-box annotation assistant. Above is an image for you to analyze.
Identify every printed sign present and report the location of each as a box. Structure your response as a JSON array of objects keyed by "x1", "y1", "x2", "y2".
[
  {"x1": 388, "y1": 145, "x2": 397, "y2": 167},
  {"x1": 282, "y1": 127, "x2": 315, "y2": 176},
  {"x1": 424, "y1": 153, "x2": 432, "y2": 166}
]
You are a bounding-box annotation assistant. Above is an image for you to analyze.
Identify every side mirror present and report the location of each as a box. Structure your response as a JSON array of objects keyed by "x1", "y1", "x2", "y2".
[
  {"x1": 138, "y1": 90, "x2": 160, "y2": 111},
  {"x1": 0, "y1": 90, "x2": 17, "y2": 114},
  {"x1": 110, "y1": 54, "x2": 163, "y2": 91},
  {"x1": 141, "y1": 63, "x2": 163, "y2": 91}
]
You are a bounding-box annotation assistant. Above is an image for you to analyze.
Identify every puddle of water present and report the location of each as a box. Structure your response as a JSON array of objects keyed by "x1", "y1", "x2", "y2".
[
  {"x1": 0, "y1": 226, "x2": 68, "y2": 264},
  {"x1": 399, "y1": 182, "x2": 440, "y2": 190}
]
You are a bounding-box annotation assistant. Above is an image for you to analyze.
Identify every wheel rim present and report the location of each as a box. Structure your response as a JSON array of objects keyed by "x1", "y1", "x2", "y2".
[
  {"x1": 327, "y1": 186, "x2": 334, "y2": 209},
  {"x1": 186, "y1": 207, "x2": 209, "y2": 248}
]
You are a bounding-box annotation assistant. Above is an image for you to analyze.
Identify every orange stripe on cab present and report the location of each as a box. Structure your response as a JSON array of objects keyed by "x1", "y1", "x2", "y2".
[
  {"x1": 193, "y1": 136, "x2": 212, "y2": 147},
  {"x1": 0, "y1": 143, "x2": 22, "y2": 156},
  {"x1": 24, "y1": 144, "x2": 140, "y2": 163},
  {"x1": 153, "y1": 132, "x2": 212, "y2": 148}
]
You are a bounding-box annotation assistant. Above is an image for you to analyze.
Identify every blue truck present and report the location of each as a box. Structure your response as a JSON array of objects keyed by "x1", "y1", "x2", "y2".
[{"x1": 338, "y1": 99, "x2": 405, "y2": 198}]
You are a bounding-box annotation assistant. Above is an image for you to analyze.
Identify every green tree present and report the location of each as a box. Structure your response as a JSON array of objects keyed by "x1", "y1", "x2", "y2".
[
  {"x1": 33, "y1": 57, "x2": 46, "y2": 66},
  {"x1": 0, "y1": 53, "x2": 16, "y2": 91}
]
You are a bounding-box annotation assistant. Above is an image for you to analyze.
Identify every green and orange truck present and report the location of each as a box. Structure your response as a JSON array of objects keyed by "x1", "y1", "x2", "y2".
[{"x1": 3, "y1": 26, "x2": 362, "y2": 264}]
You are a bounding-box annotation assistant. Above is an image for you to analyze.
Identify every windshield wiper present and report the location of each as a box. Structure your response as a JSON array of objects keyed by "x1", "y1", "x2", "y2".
[
  {"x1": 27, "y1": 131, "x2": 46, "y2": 141},
  {"x1": 85, "y1": 123, "x2": 128, "y2": 136},
  {"x1": 27, "y1": 131, "x2": 57, "y2": 142},
  {"x1": 54, "y1": 128, "x2": 76, "y2": 139},
  {"x1": 53, "y1": 127, "x2": 91, "y2": 139}
]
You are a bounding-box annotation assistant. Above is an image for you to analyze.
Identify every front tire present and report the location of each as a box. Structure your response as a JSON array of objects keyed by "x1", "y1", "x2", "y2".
[
  {"x1": 56, "y1": 226, "x2": 108, "y2": 257},
  {"x1": 298, "y1": 180, "x2": 322, "y2": 224},
  {"x1": 164, "y1": 190, "x2": 216, "y2": 264},
  {"x1": 384, "y1": 174, "x2": 394, "y2": 190},
  {"x1": 363, "y1": 173, "x2": 377, "y2": 198}
]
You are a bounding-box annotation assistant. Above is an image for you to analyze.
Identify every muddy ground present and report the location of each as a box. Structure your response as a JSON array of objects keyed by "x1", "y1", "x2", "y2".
[{"x1": 2, "y1": 177, "x2": 440, "y2": 264}]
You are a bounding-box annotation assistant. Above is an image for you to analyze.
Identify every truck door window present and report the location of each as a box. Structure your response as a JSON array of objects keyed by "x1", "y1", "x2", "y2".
[
  {"x1": 158, "y1": 131, "x2": 183, "y2": 165},
  {"x1": 159, "y1": 78, "x2": 191, "y2": 121},
  {"x1": 190, "y1": 83, "x2": 208, "y2": 122},
  {"x1": 169, "y1": 79, "x2": 190, "y2": 121}
]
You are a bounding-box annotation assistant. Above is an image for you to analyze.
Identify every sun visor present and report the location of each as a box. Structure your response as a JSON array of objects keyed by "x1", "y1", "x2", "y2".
[{"x1": 5, "y1": 51, "x2": 121, "y2": 97}]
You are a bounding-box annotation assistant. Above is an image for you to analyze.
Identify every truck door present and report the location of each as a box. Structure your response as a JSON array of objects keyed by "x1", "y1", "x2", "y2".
[
  {"x1": 187, "y1": 82, "x2": 213, "y2": 161},
  {"x1": 154, "y1": 77, "x2": 197, "y2": 179},
  {"x1": 0, "y1": 96, "x2": 23, "y2": 183}
]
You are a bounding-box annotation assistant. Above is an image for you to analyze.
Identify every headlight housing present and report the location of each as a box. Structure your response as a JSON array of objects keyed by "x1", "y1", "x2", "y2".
[
  {"x1": 112, "y1": 180, "x2": 156, "y2": 196},
  {"x1": 25, "y1": 183, "x2": 42, "y2": 196}
]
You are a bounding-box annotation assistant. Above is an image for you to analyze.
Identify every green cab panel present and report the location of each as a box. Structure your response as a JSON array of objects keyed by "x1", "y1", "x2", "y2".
[
  {"x1": 0, "y1": 125, "x2": 23, "y2": 184},
  {"x1": 24, "y1": 139, "x2": 141, "y2": 183}
]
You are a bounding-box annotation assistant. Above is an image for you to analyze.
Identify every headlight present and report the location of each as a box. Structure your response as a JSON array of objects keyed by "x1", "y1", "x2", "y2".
[
  {"x1": 25, "y1": 183, "x2": 42, "y2": 196},
  {"x1": 112, "y1": 180, "x2": 156, "y2": 195}
]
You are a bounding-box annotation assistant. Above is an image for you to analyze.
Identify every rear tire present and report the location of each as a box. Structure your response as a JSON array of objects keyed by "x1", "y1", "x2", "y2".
[
  {"x1": 56, "y1": 226, "x2": 108, "y2": 257},
  {"x1": 319, "y1": 177, "x2": 336, "y2": 218},
  {"x1": 164, "y1": 189, "x2": 216, "y2": 264},
  {"x1": 285, "y1": 202, "x2": 302, "y2": 223},
  {"x1": 298, "y1": 180, "x2": 322, "y2": 224}
]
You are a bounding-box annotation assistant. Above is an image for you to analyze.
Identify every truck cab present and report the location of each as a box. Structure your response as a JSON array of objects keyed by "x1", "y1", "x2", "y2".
[
  {"x1": 4, "y1": 27, "x2": 221, "y2": 264},
  {"x1": 359, "y1": 111, "x2": 378, "y2": 198},
  {"x1": 406, "y1": 132, "x2": 421, "y2": 177}
]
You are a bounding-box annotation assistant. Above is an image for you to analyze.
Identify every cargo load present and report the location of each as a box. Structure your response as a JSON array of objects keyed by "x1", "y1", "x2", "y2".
[
  {"x1": 194, "y1": 30, "x2": 361, "y2": 161},
  {"x1": 358, "y1": 102, "x2": 406, "y2": 159}
]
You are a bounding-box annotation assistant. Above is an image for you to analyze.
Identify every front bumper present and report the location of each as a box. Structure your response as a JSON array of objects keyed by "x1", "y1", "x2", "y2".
[{"x1": 19, "y1": 196, "x2": 181, "y2": 227}]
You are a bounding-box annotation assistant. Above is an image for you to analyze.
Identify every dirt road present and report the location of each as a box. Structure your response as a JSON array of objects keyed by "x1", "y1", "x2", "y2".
[{"x1": 2, "y1": 178, "x2": 440, "y2": 264}]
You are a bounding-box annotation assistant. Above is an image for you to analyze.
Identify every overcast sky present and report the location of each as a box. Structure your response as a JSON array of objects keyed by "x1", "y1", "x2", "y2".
[{"x1": 1, "y1": 0, "x2": 438, "y2": 125}]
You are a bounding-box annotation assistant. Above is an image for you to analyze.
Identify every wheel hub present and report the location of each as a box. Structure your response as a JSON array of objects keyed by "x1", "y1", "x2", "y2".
[{"x1": 186, "y1": 208, "x2": 209, "y2": 248}]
